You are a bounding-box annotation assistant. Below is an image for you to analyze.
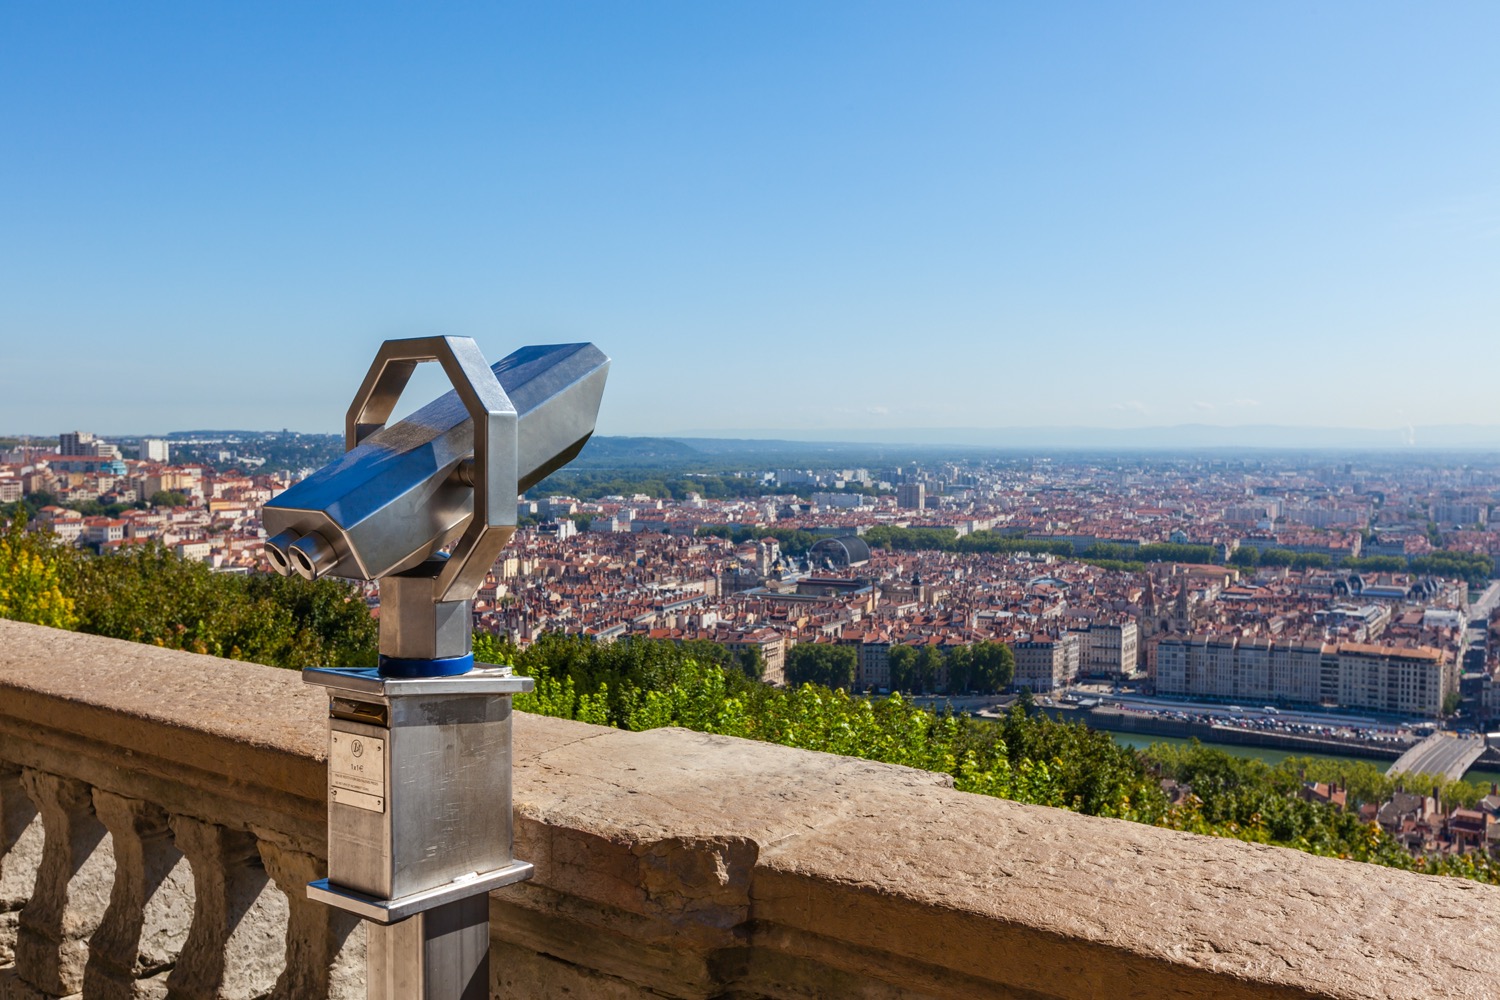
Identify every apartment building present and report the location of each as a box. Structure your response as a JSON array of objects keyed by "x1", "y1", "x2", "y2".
[
  {"x1": 1332, "y1": 643, "x2": 1451, "y2": 718},
  {"x1": 858, "y1": 638, "x2": 891, "y2": 690},
  {"x1": 718, "y1": 629, "x2": 786, "y2": 686},
  {"x1": 1431, "y1": 503, "x2": 1488, "y2": 527},
  {"x1": 59, "y1": 431, "x2": 117, "y2": 458},
  {"x1": 1154, "y1": 636, "x2": 1454, "y2": 716},
  {"x1": 1013, "y1": 633, "x2": 1080, "y2": 692},
  {"x1": 84, "y1": 519, "x2": 126, "y2": 546},
  {"x1": 1282, "y1": 505, "x2": 1369, "y2": 529},
  {"x1": 1070, "y1": 621, "x2": 1140, "y2": 679}
]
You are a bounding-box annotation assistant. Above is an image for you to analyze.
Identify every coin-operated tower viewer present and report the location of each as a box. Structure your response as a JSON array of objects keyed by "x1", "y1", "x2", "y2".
[{"x1": 261, "y1": 337, "x2": 609, "y2": 1000}]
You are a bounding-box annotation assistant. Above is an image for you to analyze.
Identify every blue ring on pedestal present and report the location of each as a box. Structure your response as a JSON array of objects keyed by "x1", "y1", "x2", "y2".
[{"x1": 377, "y1": 653, "x2": 475, "y2": 678}]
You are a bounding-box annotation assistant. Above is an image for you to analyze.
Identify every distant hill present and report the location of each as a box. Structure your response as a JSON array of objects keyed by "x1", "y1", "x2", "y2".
[
  {"x1": 670, "y1": 437, "x2": 862, "y2": 456},
  {"x1": 571, "y1": 436, "x2": 704, "y2": 467}
]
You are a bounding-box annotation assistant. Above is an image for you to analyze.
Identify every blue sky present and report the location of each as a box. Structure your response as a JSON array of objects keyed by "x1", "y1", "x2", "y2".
[{"x1": 2, "y1": 2, "x2": 1497, "y2": 439}]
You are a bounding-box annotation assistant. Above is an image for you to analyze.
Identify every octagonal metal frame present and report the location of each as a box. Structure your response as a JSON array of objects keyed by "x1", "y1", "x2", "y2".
[{"x1": 344, "y1": 336, "x2": 518, "y2": 602}]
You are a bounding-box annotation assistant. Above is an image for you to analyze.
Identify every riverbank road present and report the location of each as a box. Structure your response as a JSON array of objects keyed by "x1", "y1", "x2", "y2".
[
  {"x1": 1471, "y1": 581, "x2": 1500, "y2": 621},
  {"x1": 1388, "y1": 733, "x2": 1486, "y2": 781}
]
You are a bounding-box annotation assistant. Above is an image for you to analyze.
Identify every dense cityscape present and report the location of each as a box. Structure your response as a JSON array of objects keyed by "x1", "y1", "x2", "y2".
[
  {"x1": 5, "y1": 428, "x2": 1500, "y2": 864},
  {"x1": 4, "y1": 431, "x2": 1497, "y2": 700}
]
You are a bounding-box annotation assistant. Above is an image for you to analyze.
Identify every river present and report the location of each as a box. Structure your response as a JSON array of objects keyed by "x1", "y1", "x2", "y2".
[{"x1": 1097, "y1": 729, "x2": 1500, "y2": 788}]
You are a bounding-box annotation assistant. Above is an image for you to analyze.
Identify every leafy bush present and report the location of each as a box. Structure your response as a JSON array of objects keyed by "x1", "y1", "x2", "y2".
[
  {"x1": 0, "y1": 513, "x2": 377, "y2": 668},
  {"x1": 478, "y1": 632, "x2": 1164, "y2": 821},
  {"x1": 0, "y1": 512, "x2": 77, "y2": 629}
]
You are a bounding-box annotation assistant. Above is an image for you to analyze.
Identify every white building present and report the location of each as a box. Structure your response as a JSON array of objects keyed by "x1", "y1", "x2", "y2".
[
  {"x1": 1069, "y1": 621, "x2": 1140, "y2": 679},
  {"x1": 1013, "y1": 633, "x2": 1080, "y2": 692},
  {"x1": 1153, "y1": 636, "x2": 1453, "y2": 716}
]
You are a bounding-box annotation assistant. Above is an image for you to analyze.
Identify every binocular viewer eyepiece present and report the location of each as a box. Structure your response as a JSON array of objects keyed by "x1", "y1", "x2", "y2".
[{"x1": 264, "y1": 529, "x2": 338, "y2": 580}]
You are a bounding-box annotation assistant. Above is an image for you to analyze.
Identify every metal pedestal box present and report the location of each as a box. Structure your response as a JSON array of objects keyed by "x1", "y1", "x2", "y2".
[{"x1": 304, "y1": 666, "x2": 535, "y2": 920}]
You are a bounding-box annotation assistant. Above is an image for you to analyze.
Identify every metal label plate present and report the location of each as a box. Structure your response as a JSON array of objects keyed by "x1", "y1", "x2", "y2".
[
  {"x1": 331, "y1": 786, "x2": 385, "y2": 813},
  {"x1": 330, "y1": 730, "x2": 386, "y2": 813}
]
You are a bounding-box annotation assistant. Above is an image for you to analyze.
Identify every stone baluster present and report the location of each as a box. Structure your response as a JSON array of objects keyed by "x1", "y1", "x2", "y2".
[
  {"x1": 0, "y1": 766, "x2": 44, "y2": 967},
  {"x1": 257, "y1": 836, "x2": 364, "y2": 1000},
  {"x1": 12, "y1": 770, "x2": 114, "y2": 998},
  {"x1": 83, "y1": 792, "x2": 193, "y2": 999},
  {"x1": 164, "y1": 815, "x2": 286, "y2": 1000}
]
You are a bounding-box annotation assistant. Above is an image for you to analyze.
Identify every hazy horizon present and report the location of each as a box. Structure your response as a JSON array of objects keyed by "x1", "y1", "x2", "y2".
[{"x1": 9, "y1": 420, "x2": 1500, "y2": 455}]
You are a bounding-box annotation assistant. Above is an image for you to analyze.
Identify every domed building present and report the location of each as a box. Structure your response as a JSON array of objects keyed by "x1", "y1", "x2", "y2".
[{"x1": 809, "y1": 535, "x2": 871, "y2": 570}]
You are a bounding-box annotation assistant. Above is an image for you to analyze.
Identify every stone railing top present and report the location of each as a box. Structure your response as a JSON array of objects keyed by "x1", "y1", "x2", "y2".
[
  {"x1": 0, "y1": 620, "x2": 326, "y2": 797},
  {"x1": 3, "y1": 618, "x2": 1499, "y2": 999},
  {"x1": 508, "y1": 723, "x2": 1500, "y2": 1000}
]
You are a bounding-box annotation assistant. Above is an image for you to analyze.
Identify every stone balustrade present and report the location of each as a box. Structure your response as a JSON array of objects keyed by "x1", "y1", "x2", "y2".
[{"x1": 2, "y1": 617, "x2": 1498, "y2": 999}]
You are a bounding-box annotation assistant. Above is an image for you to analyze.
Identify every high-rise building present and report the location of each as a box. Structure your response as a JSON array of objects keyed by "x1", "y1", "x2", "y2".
[
  {"x1": 58, "y1": 431, "x2": 97, "y2": 456},
  {"x1": 896, "y1": 483, "x2": 926, "y2": 511},
  {"x1": 58, "y1": 430, "x2": 120, "y2": 459}
]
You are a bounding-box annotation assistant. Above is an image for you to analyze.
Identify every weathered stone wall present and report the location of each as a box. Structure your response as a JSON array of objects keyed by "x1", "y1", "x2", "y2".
[
  {"x1": 0, "y1": 622, "x2": 359, "y2": 1000},
  {"x1": 1, "y1": 618, "x2": 1498, "y2": 999}
]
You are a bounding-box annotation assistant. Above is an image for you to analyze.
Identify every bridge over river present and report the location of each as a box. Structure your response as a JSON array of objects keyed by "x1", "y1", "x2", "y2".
[{"x1": 1387, "y1": 733, "x2": 1486, "y2": 782}]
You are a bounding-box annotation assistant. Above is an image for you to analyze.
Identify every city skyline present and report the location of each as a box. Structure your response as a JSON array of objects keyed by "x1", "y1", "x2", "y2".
[{"x1": 2, "y1": 2, "x2": 1497, "y2": 436}]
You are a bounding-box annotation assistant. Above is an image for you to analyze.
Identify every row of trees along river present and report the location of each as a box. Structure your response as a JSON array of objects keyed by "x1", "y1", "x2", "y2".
[{"x1": 5, "y1": 510, "x2": 1500, "y2": 884}]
